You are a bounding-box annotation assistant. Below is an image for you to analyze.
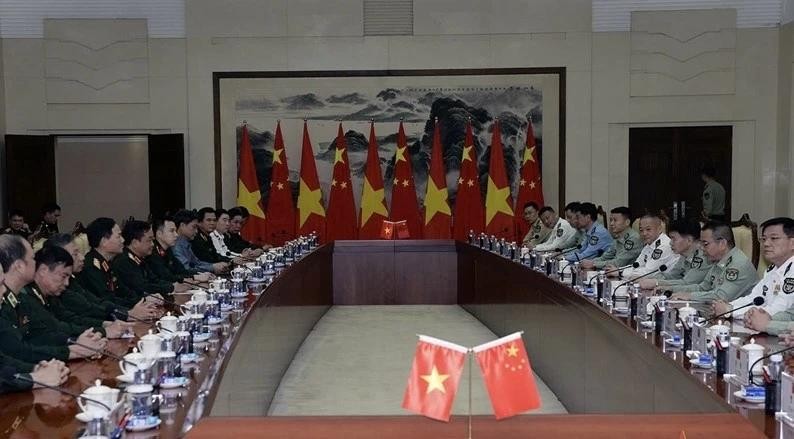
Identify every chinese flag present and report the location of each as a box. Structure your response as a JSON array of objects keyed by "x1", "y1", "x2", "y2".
[
  {"x1": 452, "y1": 121, "x2": 485, "y2": 241},
  {"x1": 402, "y1": 335, "x2": 467, "y2": 422},
  {"x1": 390, "y1": 121, "x2": 423, "y2": 239},
  {"x1": 237, "y1": 125, "x2": 268, "y2": 246},
  {"x1": 296, "y1": 121, "x2": 326, "y2": 242},
  {"x1": 473, "y1": 332, "x2": 541, "y2": 420},
  {"x1": 359, "y1": 122, "x2": 389, "y2": 239},
  {"x1": 423, "y1": 119, "x2": 452, "y2": 239},
  {"x1": 325, "y1": 123, "x2": 358, "y2": 241},
  {"x1": 265, "y1": 121, "x2": 296, "y2": 246},
  {"x1": 484, "y1": 120, "x2": 515, "y2": 240},
  {"x1": 514, "y1": 119, "x2": 544, "y2": 243}
]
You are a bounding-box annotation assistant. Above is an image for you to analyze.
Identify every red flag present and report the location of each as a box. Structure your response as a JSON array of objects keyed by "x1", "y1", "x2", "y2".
[
  {"x1": 514, "y1": 119, "x2": 544, "y2": 243},
  {"x1": 484, "y1": 120, "x2": 515, "y2": 240},
  {"x1": 402, "y1": 335, "x2": 467, "y2": 422},
  {"x1": 389, "y1": 121, "x2": 423, "y2": 238},
  {"x1": 452, "y1": 121, "x2": 485, "y2": 241},
  {"x1": 237, "y1": 125, "x2": 268, "y2": 245},
  {"x1": 264, "y1": 121, "x2": 296, "y2": 245},
  {"x1": 325, "y1": 123, "x2": 358, "y2": 241},
  {"x1": 296, "y1": 121, "x2": 326, "y2": 242},
  {"x1": 473, "y1": 332, "x2": 540, "y2": 419},
  {"x1": 423, "y1": 119, "x2": 452, "y2": 239},
  {"x1": 359, "y1": 122, "x2": 389, "y2": 239}
]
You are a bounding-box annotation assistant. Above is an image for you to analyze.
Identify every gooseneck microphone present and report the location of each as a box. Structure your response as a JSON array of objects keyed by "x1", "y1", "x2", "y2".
[
  {"x1": 551, "y1": 244, "x2": 581, "y2": 258},
  {"x1": 112, "y1": 309, "x2": 156, "y2": 325},
  {"x1": 704, "y1": 296, "x2": 765, "y2": 323},
  {"x1": 588, "y1": 261, "x2": 639, "y2": 288},
  {"x1": 5, "y1": 370, "x2": 112, "y2": 413},
  {"x1": 612, "y1": 265, "x2": 669, "y2": 293},
  {"x1": 66, "y1": 337, "x2": 137, "y2": 368}
]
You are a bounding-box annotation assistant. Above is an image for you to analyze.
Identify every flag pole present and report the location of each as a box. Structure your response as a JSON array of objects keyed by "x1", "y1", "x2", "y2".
[{"x1": 467, "y1": 350, "x2": 472, "y2": 439}]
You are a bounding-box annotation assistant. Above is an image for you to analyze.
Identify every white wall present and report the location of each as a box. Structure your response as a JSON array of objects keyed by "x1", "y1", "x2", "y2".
[{"x1": 1, "y1": 0, "x2": 792, "y2": 219}]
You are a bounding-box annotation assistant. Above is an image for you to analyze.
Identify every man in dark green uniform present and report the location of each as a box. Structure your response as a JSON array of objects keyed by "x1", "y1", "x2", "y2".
[
  {"x1": 191, "y1": 207, "x2": 231, "y2": 264},
  {"x1": 1, "y1": 210, "x2": 32, "y2": 240},
  {"x1": 0, "y1": 235, "x2": 104, "y2": 362},
  {"x1": 114, "y1": 220, "x2": 185, "y2": 298},
  {"x1": 228, "y1": 207, "x2": 268, "y2": 254},
  {"x1": 148, "y1": 217, "x2": 210, "y2": 283},
  {"x1": 77, "y1": 217, "x2": 158, "y2": 313},
  {"x1": 29, "y1": 203, "x2": 61, "y2": 244}
]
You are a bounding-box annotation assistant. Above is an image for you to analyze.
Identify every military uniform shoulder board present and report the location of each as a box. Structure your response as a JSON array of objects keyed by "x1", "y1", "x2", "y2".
[
  {"x1": 624, "y1": 239, "x2": 634, "y2": 251},
  {"x1": 556, "y1": 228, "x2": 563, "y2": 237},
  {"x1": 5, "y1": 292, "x2": 18, "y2": 308},
  {"x1": 651, "y1": 249, "x2": 663, "y2": 260},
  {"x1": 725, "y1": 268, "x2": 739, "y2": 282},
  {"x1": 767, "y1": 264, "x2": 776, "y2": 273},
  {"x1": 655, "y1": 239, "x2": 661, "y2": 248},
  {"x1": 93, "y1": 258, "x2": 102, "y2": 270},
  {"x1": 101, "y1": 260, "x2": 110, "y2": 272},
  {"x1": 589, "y1": 235, "x2": 599, "y2": 245},
  {"x1": 784, "y1": 278, "x2": 794, "y2": 294},
  {"x1": 128, "y1": 252, "x2": 142, "y2": 265},
  {"x1": 691, "y1": 256, "x2": 703, "y2": 269}
]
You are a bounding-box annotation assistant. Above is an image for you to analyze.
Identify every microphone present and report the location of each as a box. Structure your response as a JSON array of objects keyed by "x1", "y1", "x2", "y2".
[
  {"x1": 588, "y1": 261, "x2": 640, "y2": 287},
  {"x1": 749, "y1": 345, "x2": 794, "y2": 385},
  {"x1": 6, "y1": 371, "x2": 112, "y2": 413},
  {"x1": 610, "y1": 265, "x2": 668, "y2": 302},
  {"x1": 551, "y1": 244, "x2": 581, "y2": 257},
  {"x1": 66, "y1": 337, "x2": 136, "y2": 367},
  {"x1": 113, "y1": 309, "x2": 155, "y2": 325},
  {"x1": 704, "y1": 296, "x2": 765, "y2": 323}
]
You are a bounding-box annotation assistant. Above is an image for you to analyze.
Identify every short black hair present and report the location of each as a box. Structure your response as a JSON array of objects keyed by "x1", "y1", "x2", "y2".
[
  {"x1": 152, "y1": 216, "x2": 175, "y2": 233},
  {"x1": 564, "y1": 202, "x2": 580, "y2": 213},
  {"x1": 760, "y1": 217, "x2": 794, "y2": 238},
  {"x1": 228, "y1": 207, "x2": 244, "y2": 219},
  {"x1": 215, "y1": 208, "x2": 229, "y2": 218},
  {"x1": 539, "y1": 206, "x2": 555, "y2": 216},
  {"x1": 173, "y1": 210, "x2": 198, "y2": 228},
  {"x1": 610, "y1": 206, "x2": 632, "y2": 222},
  {"x1": 86, "y1": 217, "x2": 116, "y2": 249},
  {"x1": 122, "y1": 220, "x2": 151, "y2": 246},
  {"x1": 8, "y1": 209, "x2": 24, "y2": 219},
  {"x1": 667, "y1": 218, "x2": 701, "y2": 239},
  {"x1": 522, "y1": 202, "x2": 539, "y2": 212},
  {"x1": 44, "y1": 233, "x2": 74, "y2": 249},
  {"x1": 34, "y1": 245, "x2": 73, "y2": 270},
  {"x1": 701, "y1": 166, "x2": 716, "y2": 178},
  {"x1": 197, "y1": 207, "x2": 216, "y2": 222},
  {"x1": 0, "y1": 235, "x2": 28, "y2": 273},
  {"x1": 702, "y1": 221, "x2": 735, "y2": 247},
  {"x1": 236, "y1": 206, "x2": 250, "y2": 218},
  {"x1": 574, "y1": 202, "x2": 598, "y2": 222},
  {"x1": 41, "y1": 203, "x2": 61, "y2": 215}
]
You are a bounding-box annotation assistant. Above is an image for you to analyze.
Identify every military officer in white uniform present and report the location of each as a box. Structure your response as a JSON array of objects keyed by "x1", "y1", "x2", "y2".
[
  {"x1": 620, "y1": 214, "x2": 679, "y2": 279},
  {"x1": 534, "y1": 207, "x2": 577, "y2": 252}
]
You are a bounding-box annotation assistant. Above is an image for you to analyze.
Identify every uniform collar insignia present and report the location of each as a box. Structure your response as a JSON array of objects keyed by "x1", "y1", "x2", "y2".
[
  {"x1": 5, "y1": 290, "x2": 18, "y2": 308},
  {"x1": 127, "y1": 250, "x2": 143, "y2": 265},
  {"x1": 655, "y1": 239, "x2": 661, "y2": 247},
  {"x1": 30, "y1": 285, "x2": 45, "y2": 305}
]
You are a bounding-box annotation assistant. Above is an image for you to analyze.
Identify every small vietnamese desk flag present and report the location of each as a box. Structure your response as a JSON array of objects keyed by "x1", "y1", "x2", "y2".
[
  {"x1": 402, "y1": 335, "x2": 467, "y2": 422},
  {"x1": 296, "y1": 121, "x2": 326, "y2": 242},
  {"x1": 237, "y1": 124, "x2": 268, "y2": 246},
  {"x1": 473, "y1": 332, "x2": 541, "y2": 419}
]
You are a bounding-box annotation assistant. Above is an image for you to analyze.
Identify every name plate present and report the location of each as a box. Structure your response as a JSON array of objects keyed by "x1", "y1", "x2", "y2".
[
  {"x1": 733, "y1": 349, "x2": 751, "y2": 387},
  {"x1": 663, "y1": 308, "x2": 678, "y2": 337},
  {"x1": 692, "y1": 324, "x2": 709, "y2": 354}
]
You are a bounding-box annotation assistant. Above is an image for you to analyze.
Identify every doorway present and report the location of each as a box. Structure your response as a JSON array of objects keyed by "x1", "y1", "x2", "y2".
[{"x1": 628, "y1": 126, "x2": 732, "y2": 221}]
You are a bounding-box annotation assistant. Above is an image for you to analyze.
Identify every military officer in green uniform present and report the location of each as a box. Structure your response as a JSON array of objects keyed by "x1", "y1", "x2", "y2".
[
  {"x1": 701, "y1": 167, "x2": 727, "y2": 221},
  {"x1": 191, "y1": 207, "x2": 231, "y2": 264},
  {"x1": 581, "y1": 206, "x2": 641, "y2": 270},
  {"x1": 1, "y1": 210, "x2": 32, "y2": 240},
  {"x1": 0, "y1": 235, "x2": 105, "y2": 362},
  {"x1": 113, "y1": 220, "x2": 185, "y2": 299},
  {"x1": 148, "y1": 217, "x2": 211, "y2": 283},
  {"x1": 521, "y1": 202, "x2": 551, "y2": 247},
  {"x1": 670, "y1": 222, "x2": 758, "y2": 304},
  {"x1": 637, "y1": 218, "x2": 714, "y2": 290},
  {"x1": 228, "y1": 207, "x2": 269, "y2": 254},
  {"x1": 563, "y1": 202, "x2": 584, "y2": 248}
]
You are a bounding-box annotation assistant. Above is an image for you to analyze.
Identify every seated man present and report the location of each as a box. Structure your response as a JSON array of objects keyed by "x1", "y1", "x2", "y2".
[
  {"x1": 731, "y1": 217, "x2": 794, "y2": 333},
  {"x1": 113, "y1": 220, "x2": 183, "y2": 298},
  {"x1": 148, "y1": 217, "x2": 210, "y2": 283},
  {"x1": 521, "y1": 202, "x2": 551, "y2": 248},
  {"x1": 0, "y1": 352, "x2": 69, "y2": 394},
  {"x1": 566, "y1": 202, "x2": 613, "y2": 262},
  {"x1": 191, "y1": 207, "x2": 232, "y2": 264},
  {"x1": 77, "y1": 218, "x2": 147, "y2": 309},
  {"x1": 30, "y1": 203, "x2": 61, "y2": 243},
  {"x1": 1, "y1": 209, "x2": 32, "y2": 240},
  {"x1": 228, "y1": 207, "x2": 268, "y2": 254},
  {"x1": 172, "y1": 210, "x2": 228, "y2": 275},
  {"x1": 670, "y1": 222, "x2": 758, "y2": 303},
  {"x1": 563, "y1": 202, "x2": 584, "y2": 249},
  {"x1": 0, "y1": 235, "x2": 106, "y2": 363},
  {"x1": 620, "y1": 214, "x2": 679, "y2": 279},
  {"x1": 533, "y1": 206, "x2": 577, "y2": 252},
  {"x1": 637, "y1": 218, "x2": 713, "y2": 290},
  {"x1": 581, "y1": 206, "x2": 641, "y2": 270}
]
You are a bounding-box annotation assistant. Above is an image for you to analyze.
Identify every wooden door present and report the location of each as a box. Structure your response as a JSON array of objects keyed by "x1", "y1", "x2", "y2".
[
  {"x1": 148, "y1": 134, "x2": 185, "y2": 218},
  {"x1": 629, "y1": 126, "x2": 732, "y2": 221},
  {"x1": 4, "y1": 135, "x2": 56, "y2": 225}
]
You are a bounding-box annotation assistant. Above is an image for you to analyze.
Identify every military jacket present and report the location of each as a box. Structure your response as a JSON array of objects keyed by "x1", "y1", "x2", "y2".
[
  {"x1": 591, "y1": 228, "x2": 643, "y2": 269},
  {"x1": 742, "y1": 256, "x2": 794, "y2": 334},
  {"x1": 0, "y1": 290, "x2": 69, "y2": 362},
  {"x1": 677, "y1": 247, "x2": 758, "y2": 302},
  {"x1": 77, "y1": 250, "x2": 140, "y2": 308},
  {"x1": 113, "y1": 248, "x2": 174, "y2": 297},
  {"x1": 523, "y1": 218, "x2": 552, "y2": 247},
  {"x1": 655, "y1": 247, "x2": 714, "y2": 287},
  {"x1": 148, "y1": 241, "x2": 193, "y2": 280},
  {"x1": 191, "y1": 231, "x2": 229, "y2": 264},
  {"x1": 18, "y1": 284, "x2": 102, "y2": 341},
  {"x1": 702, "y1": 180, "x2": 726, "y2": 216}
]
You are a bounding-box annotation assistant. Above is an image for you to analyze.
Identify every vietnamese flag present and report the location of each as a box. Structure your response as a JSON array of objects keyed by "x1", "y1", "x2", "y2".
[
  {"x1": 359, "y1": 122, "x2": 389, "y2": 239},
  {"x1": 325, "y1": 123, "x2": 358, "y2": 241},
  {"x1": 237, "y1": 124, "x2": 268, "y2": 246},
  {"x1": 452, "y1": 120, "x2": 485, "y2": 241},
  {"x1": 473, "y1": 332, "x2": 541, "y2": 419},
  {"x1": 423, "y1": 119, "x2": 452, "y2": 239},
  {"x1": 514, "y1": 119, "x2": 544, "y2": 243},
  {"x1": 296, "y1": 121, "x2": 326, "y2": 242},
  {"x1": 402, "y1": 335, "x2": 467, "y2": 422},
  {"x1": 265, "y1": 121, "x2": 296, "y2": 245},
  {"x1": 389, "y1": 121, "x2": 423, "y2": 238},
  {"x1": 484, "y1": 120, "x2": 515, "y2": 240}
]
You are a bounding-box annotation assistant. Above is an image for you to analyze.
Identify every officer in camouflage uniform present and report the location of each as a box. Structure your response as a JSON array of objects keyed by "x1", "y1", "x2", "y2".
[
  {"x1": 670, "y1": 222, "x2": 758, "y2": 304},
  {"x1": 582, "y1": 206, "x2": 642, "y2": 270},
  {"x1": 638, "y1": 218, "x2": 714, "y2": 289}
]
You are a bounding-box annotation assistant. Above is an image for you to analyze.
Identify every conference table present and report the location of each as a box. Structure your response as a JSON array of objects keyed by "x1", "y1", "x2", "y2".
[{"x1": 0, "y1": 240, "x2": 778, "y2": 438}]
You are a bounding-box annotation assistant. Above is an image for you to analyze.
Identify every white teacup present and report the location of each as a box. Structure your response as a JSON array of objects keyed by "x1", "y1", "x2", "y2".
[
  {"x1": 189, "y1": 290, "x2": 207, "y2": 304},
  {"x1": 78, "y1": 380, "x2": 120, "y2": 418},
  {"x1": 157, "y1": 312, "x2": 178, "y2": 334},
  {"x1": 137, "y1": 330, "x2": 162, "y2": 358},
  {"x1": 119, "y1": 348, "x2": 149, "y2": 377}
]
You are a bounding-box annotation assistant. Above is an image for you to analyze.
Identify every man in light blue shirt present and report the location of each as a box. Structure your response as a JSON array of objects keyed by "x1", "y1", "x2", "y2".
[
  {"x1": 567, "y1": 202, "x2": 613, "y2": 262},
  {"x1": 171, "y1": 210, "x2": 228, "y2": 275}
]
